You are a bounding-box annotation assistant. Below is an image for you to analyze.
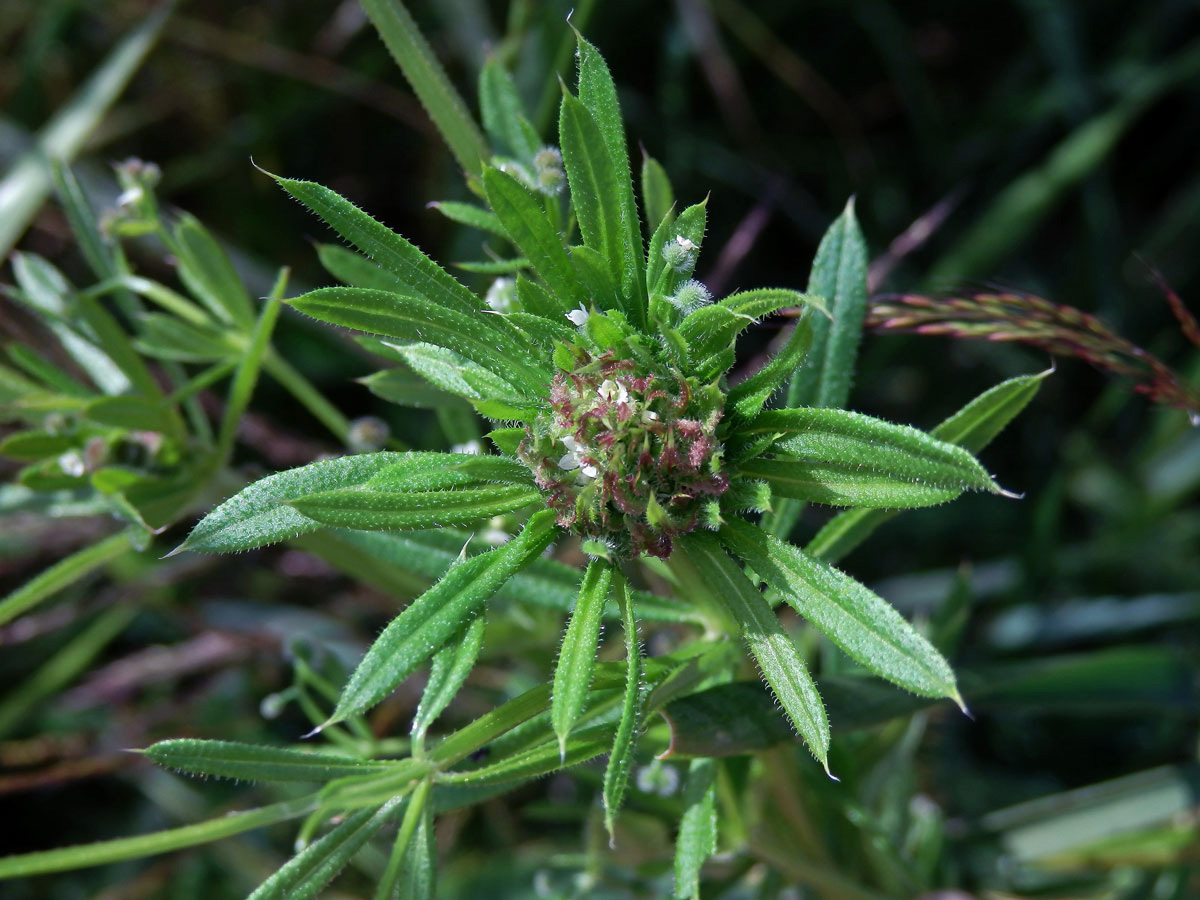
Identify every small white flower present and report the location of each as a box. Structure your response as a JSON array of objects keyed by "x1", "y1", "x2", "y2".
[
  {"x1": 115, "y1": 186, "x2": 144, "y2": 208},
  {"x1": 579, "y1": 463, "x2": 599, "y2": 479},
  {"x1": 484, "y1": 277, "x2": 516, "y2": 312},
  {"x1": 597, "y1": 378, "x2": 629, "y2": 404},
  {"x1": 674, "y1": 235, "x2": 698, "y2": 253},
  {"x1": 565, "y1": 304, "x2": 589, "y2": 327},
  {"x1": 642, "y1": 408, "x2": 659, "y2": 424},
  {"x1": 58, "y1": 451, "x2": 85, "y2": 477}
]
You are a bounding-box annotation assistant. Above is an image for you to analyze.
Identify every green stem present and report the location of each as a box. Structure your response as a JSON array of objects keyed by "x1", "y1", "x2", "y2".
[
  {"x1": 0, "y1": 530, "x2": 136, "y2": 628},
  {"x1": 262, "y1": 351, "x2": 352, "y2": 445},
  {"x1": 0, "y1": 792, "x2": 320, "y2": 879},
  {"x1": 374, "y1": 777, "x2": 432, "y2": 900},
  {"x1": 216, "y1": 290, "x2": 283, "y2": 464}
]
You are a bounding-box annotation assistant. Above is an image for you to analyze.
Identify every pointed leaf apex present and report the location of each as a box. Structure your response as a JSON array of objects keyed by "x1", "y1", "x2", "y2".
[
  {"x1": 557, "y1": 732, "x2": 569, "y2": 765},
  {"x1": 302, "y1": 723, "x2": 326, "y2": 740}
]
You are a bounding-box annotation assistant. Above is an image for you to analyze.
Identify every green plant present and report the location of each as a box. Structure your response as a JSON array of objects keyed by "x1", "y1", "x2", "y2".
[{"x1": 0, "y1": 9, "x2": 1053, "y2": 896}]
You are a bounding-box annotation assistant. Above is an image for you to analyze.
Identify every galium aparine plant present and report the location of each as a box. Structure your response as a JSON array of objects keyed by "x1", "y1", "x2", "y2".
[{"x1": 0, "y1": 18, "x2": 1048, "y2": 900}]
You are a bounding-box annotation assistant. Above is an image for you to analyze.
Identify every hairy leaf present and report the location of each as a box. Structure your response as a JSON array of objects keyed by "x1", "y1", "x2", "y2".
[
  {"x1": 726, "y1": 310, "x2": 815, "y2": 427},
  {"x1": 290, "y1": 483, "x2": 539, "y2": 533},
  {"x1": 674, "y1": 757, "x2": 717, "y2": 900},
  {"x1": 736, "y1": 408, "x2": 1007, "y2": 508},
  {"x1": 722, "y1": 519, "x2": 962, "y2": 703},
  {"x1": 247, "y1": 799, "x2": 399, "y2": 900},
  {"x1": 427, "y1": 200, "x2": 508, "y2": 239},
  {"x1": 396, "y1": 342, "x2": 530, "y2": 405},
  {"x1": 173, "y1": 213, "x2": 255, "y2": 328},
  {"x1": 808, "y1": 371, "x2": 1047, "y2": 562},
  {"x1": 175, "y1": 452, "x2": 417, "y2": 554},
  {"x1": 680, "y1": 289, "x2": 820, "y2": 363},
  {"x1": 412, "y1": 616, "x2": 486, "y2": 744},
  {"x1": 268, "y1": 172, "x2": 481, "y2": 315},
  {"x1": 479, "y1": 57, "x2": 540, "y2": 161},
  {"x1": 603, "y1": 574, "x2": 643, "y2": 837},
  {"x1": 287, "y1": 286, "x2": 546, "y2": 395},
  {"x1": 676, "y1": 534, "x2": 830, "y2": 770},
  {"x1": 327, "y1": 509, "x2": 558, "y2": 727},
  {"x1": 551, "y1": 560, "x2": 613, "y2": 755},
  {"x1": 787, "y1": 196, "x2": 868, "y2": 410},
  {"x1": 640, "y1": 152, "x2": 674, "y2": 236},
  {"x1": 482, "y1": 166, "x2": 583, "y2": 311},
  {"x1": 144, "y1": 739, "x2": 393, "y2": 782}
]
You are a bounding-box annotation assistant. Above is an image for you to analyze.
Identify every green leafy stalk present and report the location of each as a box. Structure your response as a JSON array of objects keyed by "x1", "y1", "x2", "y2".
[{"x1": 143, "y1": 739, "x2": 395, "y2": 782}]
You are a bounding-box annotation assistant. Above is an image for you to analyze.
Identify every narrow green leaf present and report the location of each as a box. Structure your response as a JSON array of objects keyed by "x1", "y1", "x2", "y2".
[
  {"x1": 0, "y1": 6, "x2": 169, "y2": 256},
  {"x1": 0, "y1": 794, "x2": 319, "y2": 879},
  {"x1": 173, "y1": 213, "x2": 255, "y2": 328},
  {"x1": 721, "y1": 519, "x2": 962, "y2": 704},
  {"x1": 603, "y1": 574, "x2": 643, "y2": 838},
  {"x1": 427, "y1": 200, "x2": 508, "y2": 239},
  {"x1": 289, "y1": 483, "x2": 540, "y2": 532},
  {"x1": 437, "y1": 725, "x2": 612, "y2": 787},
  {"x1": 572, "y1": 30, "x2": 645, "y2": 324},
  {"x1": 560, "y1": 91, "x2": 636, "y2": 321},
  {"x1": 0, "y1": 431, "x2": 76, "y2": 461},
  {"x1": 787, "y1": 196, "x2": 869, "y2": 410},
  {"x1": 134, "y1": 313, "x2": 233, "y2": 362},
  {"x1": 453, "y1": 258, "x2": 529, "y2": 275},
  {"x1": 641, "y1": 152, "x2": 674, "y2": 236},
  {"x1": 51, "y1": 162, "x2": 133, "y2": 303},
  {"x1": 808, "y1": 371, "x2": 1047, "y2": 562},
  {"x1": 482, "y1": 166, "x2": 582, "y2": 311},
  {"x1": 143, "y1": 739, "x2": 394, "y2": 782},
  {"x1": 316, "y1": 243, "x2": 402, "y2": 291},
  {"x1": 326, "y1": 509, "x2": 558, "y2": 727},
  {"x1": 269, "y1": 172, "x2": 481, "y2": 314},
  {"x1": 83, "y1": 395, "x2": 172, "y2": 434},
  {"x1": 6, "y1": 344, "x2": 94, "y2": 398},
  {"x1": 570, "y1": 245, "x2": 620, "y2": 311},
  {"x1": 680, "y1": 290, "x2": 822, "y2": 367},
  {"x1": 735, "y1": 408, "x2": 1007, "y2": 508},
  {"x1": 396, "y1": 341, "x2": 531, "y2": 404},
  {"x1": 675, "y1": 534, "x2": 830, "y2": 770},
  {"x1": 287, "y1": 286, "x2": 546, "y2": 395},
  {"x1": 726, "y1": 310, "x2": 815, "y2": 427},
  {"x1": 514, "y1": 275, "x2": 564, "y2": 319},
  {"x1": 0, "y1": 530, "x2": 134, "y2": 627},
  {"x1": 674, "y1": 757, "x2": 717, "y2": 900},
  {"x1": 479, "y1": 57, "x2": 541, "y2": 160},
  {"x1": 174, "y1": 452, "x2": 420, "y2": 554},
  {"x1": 412, "y1": 616, "x2": 486, "y2": 745},
  {"x1": 359, "y1": 0, "x2": 488, "y2": 176},
  {"x1": 358, "y1": 367, "x2": 470, "y2": 411},
  {"x1": 551, "y1": 561, "x2": 614, "y2": 758},
  {"x1": 247, "y1": 799, "x2": 400, "y2": 900}
]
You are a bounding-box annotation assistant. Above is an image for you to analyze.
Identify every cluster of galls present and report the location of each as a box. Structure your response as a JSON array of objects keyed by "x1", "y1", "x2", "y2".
[{"x1": 519, "y1": 347, "x2": 728, "y2": 558}]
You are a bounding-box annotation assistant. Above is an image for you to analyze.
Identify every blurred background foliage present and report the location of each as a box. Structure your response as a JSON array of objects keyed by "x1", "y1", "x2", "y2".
[{"x1": 0, "y1": 0, "x2": 1198, "y2": 897}]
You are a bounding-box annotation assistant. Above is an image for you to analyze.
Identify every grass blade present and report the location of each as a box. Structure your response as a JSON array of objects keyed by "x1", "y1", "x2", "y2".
[
  {"x1": 0, "y1": 529, "x2": 134, "y2": 627},
  {"x1": 0, "y1": 5, "x2": 171, "y2": 256},
  {"x1": 359, "y1": 0, "x2": 488, "y2": 177}
]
